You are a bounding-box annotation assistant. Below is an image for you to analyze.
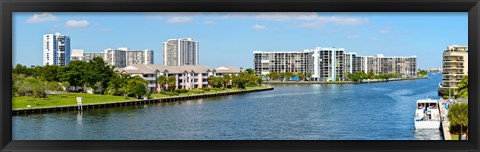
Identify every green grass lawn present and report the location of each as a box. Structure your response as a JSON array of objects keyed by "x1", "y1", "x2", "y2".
[
  {"x1": 13, "y1": 93, "x2": 136, "y2": 110},
  {"x1": 450, "y1": 133, "x2": 468, "y2": 140},
  {"x1": 451, "y1": 134, "x2": 459, "y2": 140},
  {"x1": 13, "y1": 86, "x2": 272, "y2": 109}
]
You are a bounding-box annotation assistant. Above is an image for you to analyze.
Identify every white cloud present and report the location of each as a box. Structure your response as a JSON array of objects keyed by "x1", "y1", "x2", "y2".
[
  {"x1": 379, "y1": 29, "x2": 392, "y2": 34},
  {"x1": 299, "y1": 16, "x2": 368, "y2": 28},
  {"x1": 203, "y1": 20, "x2": 215, "y2": 25},
  {"x1": 254, "y1": 13, "x2": 368, "y2": 28},
  {"x1": 204, "y1": 13, "x2": 251, "y2": 20},
  {"x1": 167, "y1": 16, "x2": 193, "y2": 24},
  {"x1": 146, "y1": 12, "x2": 198, "y2": 24},
  {"x1": 65, "y1": 20, "x2": 90, "y2": 27},
  {"x1": 252, "y1": 24, "x2": 267, "y2": 30},
  {"x1": 146, "y1": 12, "x2": 368, "y2": 28},
  {"x1": 26, "y1": 13, "x2": 58, "y2": 23},
  {"x1": 346, "y1": 35, "x2": 362, "y2": 39},
  {"x1": 254, "y1": 12, "x2": 318, "y2": 21}
]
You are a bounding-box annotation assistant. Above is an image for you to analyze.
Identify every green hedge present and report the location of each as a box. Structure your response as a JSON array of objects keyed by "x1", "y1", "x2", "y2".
[
  {"x1": 160, "y1": 91, "x2": 179, "y2": 96},
  {"x1": 174, "y1": 89, "x2": 188, "y2": 93},
  {"x1": 190, "y1": 88, "x2": 205, "y2": 94}
]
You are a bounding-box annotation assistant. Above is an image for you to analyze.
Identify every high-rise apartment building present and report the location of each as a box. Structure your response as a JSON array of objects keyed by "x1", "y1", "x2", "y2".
[
  {"x1": 163, "y1": 38, "x2": 199, "y2": 66},
  {"x1": 344, "y1": 52, "x2": 357, "y2": 74},
  {"x1": 104, "y1": 48, "x2": 154, "y2": 68},
  {"x1": 318, "y1": 47, "x2": 346, "y2": 81},
  {"x1": 254, "y1": 47, "x2": 346, "y2": 81},
  {"x1": 253, "y1": 50, "x2": 312, "y2": 76},
  {"x1": 43, "y1": 33, "x2": 71, "y2": 66},
  {"x1": 253, "y1": 47, "x2": 417, "y2": 81},
  {"x1": 70, "y1": 49, "x2": 104, "y2": 61},
  {"x1": 439, "y1": 45, "x2": 468, "y2": 95}
]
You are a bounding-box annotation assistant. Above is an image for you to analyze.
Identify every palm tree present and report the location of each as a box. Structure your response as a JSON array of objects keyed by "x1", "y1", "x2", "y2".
[
  {"x1": 306, "y1": 72, "x2": 312, "y2": 80},
  {"x1": 367, "y1": 69, "x2": 375, "y2": 79},
  {"x1": 285, "y1": 72, "x2": 293, "y2": 80},
  {"x1": 157, "y1": 75, "x2": 167, "y2": 91},
  {"x1": 118, "y1": 85, "x2": 127, "y2": 99},
  {"x1": 447, "y1": 102, "x2": 468, "y2": 140},
  {"x1": 268, "y1": 72, "x2": 279, "y2": 81},
  {"x1": 297, "y1": 73, "x2": 305, "y2": 81},
  {"x1": 223, "y1": 74, "x2": 231, "y2": 88},
  {"x1": 456, "y1": 75, "x2": 468, "y2": 99},
  {"x1": 208, "y1": 75, "x2": 216, "y2": 88},
  {"x1": 167, "y1": 76, "x2": 176, "y2": 91}
]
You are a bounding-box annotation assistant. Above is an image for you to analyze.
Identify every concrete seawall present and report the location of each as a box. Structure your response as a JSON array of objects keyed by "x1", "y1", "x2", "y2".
[{"x1": 12, "y1": 87, "x2": 274, "y2": 115}]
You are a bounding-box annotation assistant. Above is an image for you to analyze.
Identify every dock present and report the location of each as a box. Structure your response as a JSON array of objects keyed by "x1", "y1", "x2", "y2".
[
  {"x1": 12, "y1": 87, "x2": 274, "y2": 115},
  {"x1": 439, "y1": 100, "x2": 452, "y2": 140}
]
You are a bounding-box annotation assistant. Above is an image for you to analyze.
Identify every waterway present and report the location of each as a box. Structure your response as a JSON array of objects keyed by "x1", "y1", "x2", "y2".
[{"x1": 13, "y1": 73, "x2": 443, "y2": 140}]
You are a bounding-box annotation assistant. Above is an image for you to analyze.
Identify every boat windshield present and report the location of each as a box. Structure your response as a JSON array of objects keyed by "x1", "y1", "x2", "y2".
[
  {"x1": 417, "y1": 102, "x2": 438, "y2": 109},
  {"x1": 417, "y1": 103, "x2": 425, "y2": 109}
]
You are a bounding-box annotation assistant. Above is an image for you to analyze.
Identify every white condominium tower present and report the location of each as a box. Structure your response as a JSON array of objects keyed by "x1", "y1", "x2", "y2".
[
  {"x1": 104, "y1": 47, "x2": 154, "y2": 68},
  {"x1": 43, "y1": 33, "x2": 71, "y2": 66},
  {"x1": 254, "y1": 47, "x2": 417, "y2": 82},
  {"x1": 163, "y1": 38, "x2": 199, "y2": 66}
]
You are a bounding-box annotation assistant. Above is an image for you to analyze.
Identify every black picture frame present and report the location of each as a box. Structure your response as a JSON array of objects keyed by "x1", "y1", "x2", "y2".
[{"x1": 1, "y1": 0, "x2": 479, "y2": 152}]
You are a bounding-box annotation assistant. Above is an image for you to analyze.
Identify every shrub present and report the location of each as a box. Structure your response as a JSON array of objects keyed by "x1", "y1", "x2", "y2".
[
  {"x1": 201, "y1": 88, "x2": 210, "y2": 91},
  {"x1": 246, "y1": 84, "x2": 256, "y2": 87},
  {"x1": 160, "y1": 91, "x2": 179, "y2": 96},
  {"x1": 174, "y1": 89, "x2": 188, "y2": 93},
  {"x1": 190, "y1": 88, "x2": 204, "y2": 94}
]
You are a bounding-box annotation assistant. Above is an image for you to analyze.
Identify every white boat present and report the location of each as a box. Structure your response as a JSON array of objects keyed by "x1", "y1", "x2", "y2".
[{"x1": 414, "y1": 98, "x2": 441, "y2": 129}]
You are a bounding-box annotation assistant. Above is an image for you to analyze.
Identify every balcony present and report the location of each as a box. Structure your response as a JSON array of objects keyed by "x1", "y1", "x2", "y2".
[
  {"x1": 147, "y1": 84, "x2": 156, "y2": 87},
  {"x1": 442, "y1": 79, "x2": 461, "y2": 82},
  {"x1": 443, "y1": 59, "x2": 464, "y2": 62},
  {"x1": 443, "y1": 72, "x2": 464, "y2": 75},
  {"x1": 144, "y1": 77, "x2": 156, "y2": 81},
  {"x1": 443, "y1": 66, "x2": 465, "y2": 69}
]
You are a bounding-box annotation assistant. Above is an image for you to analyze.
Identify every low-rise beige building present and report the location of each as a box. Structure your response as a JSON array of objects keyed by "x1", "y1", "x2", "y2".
[{"x1": 116, "y1": 64, "x2": 241, "y2": 93}]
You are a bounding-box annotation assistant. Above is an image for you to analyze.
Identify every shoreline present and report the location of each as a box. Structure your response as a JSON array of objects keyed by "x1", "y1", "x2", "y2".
[
  {"x1": 12, "y1": 86, "x2": 274, "y2": 114},
  {"x1": 263, "y1": 77, "x2": 427, "y2": 84}
]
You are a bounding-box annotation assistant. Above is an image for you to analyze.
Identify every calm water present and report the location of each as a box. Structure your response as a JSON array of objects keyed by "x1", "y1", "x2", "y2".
[{"x1": 13, "y1": 73, "x2": 443, "y2": 140}]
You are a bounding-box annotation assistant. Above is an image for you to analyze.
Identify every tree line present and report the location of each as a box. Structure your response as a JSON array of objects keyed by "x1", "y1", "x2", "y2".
[
  {"x1": 262, "y1": 69, "x2": 402, "y2": 82},
  {"x1": 346, "y1": 69, "x2": 403, "y2": 82},
  {"x1": 417, "y1": 70, "x2": 428, "y2": 77},
  {"x1": 265, "y1": 72, "x2": 313, "y2": 81},
  {"x1": 13, "y1": 57, "x2": 148, "y2": 99},
  {"x1": 156, "y1": 68, "x2": 263, "y2": 96}
]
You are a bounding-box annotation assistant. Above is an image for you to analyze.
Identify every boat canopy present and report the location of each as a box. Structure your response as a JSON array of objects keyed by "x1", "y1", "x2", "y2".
[{"x1": 416, "y1": 98, "x2": 438, "y2": 104}]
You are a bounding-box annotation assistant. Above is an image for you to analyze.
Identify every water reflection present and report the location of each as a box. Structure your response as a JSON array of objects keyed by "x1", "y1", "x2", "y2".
[{"x1": 76, "y1": 111, "x2": 83, "y2": 125}]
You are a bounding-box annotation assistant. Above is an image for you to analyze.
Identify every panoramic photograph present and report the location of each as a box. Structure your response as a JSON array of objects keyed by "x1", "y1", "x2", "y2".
[{"x1": 12, "y1": 12, "x2": 468, "y2": 140}]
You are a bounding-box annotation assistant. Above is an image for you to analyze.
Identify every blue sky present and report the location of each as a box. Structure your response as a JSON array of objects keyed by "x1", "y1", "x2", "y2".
[{"x1": 13, "y1": 12, "x2": 467, "y2": 69}]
